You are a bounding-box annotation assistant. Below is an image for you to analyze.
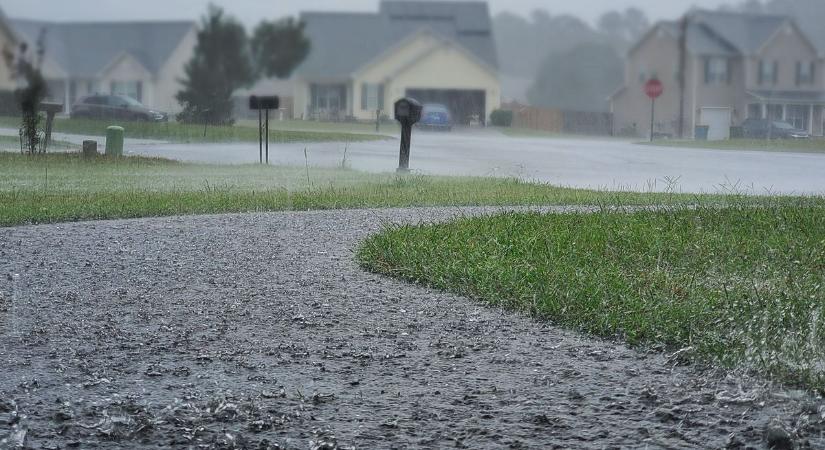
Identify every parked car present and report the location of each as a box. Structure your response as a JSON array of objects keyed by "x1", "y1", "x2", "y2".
[
  {"x1": 741, "y1": 119, "x2": 810, "y2": 139},
  {"x1": 71, "y1": 95, "x2": 169, "y2": 122},
  {"x1": 418, "y1": 103, "x2": 453, "y2": 131}
]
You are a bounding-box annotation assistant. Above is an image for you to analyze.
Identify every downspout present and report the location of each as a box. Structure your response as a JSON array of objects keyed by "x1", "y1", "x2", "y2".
[{"x1": 677, "y1": 14, "x2": 689, "y2": 139}]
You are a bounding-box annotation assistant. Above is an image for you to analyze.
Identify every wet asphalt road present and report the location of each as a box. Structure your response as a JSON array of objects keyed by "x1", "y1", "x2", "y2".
[
  {"x1": 2, "y1": 207, "x2": 824, "y2": 449},
  {"x1": 122, "y1": 130, "x2": 825, "y2": 195},
  {"x1": 3, "y1": 126, "x2": 825, "y2": 195}
]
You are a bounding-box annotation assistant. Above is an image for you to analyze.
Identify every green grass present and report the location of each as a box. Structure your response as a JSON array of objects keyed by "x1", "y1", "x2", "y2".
[
  {"x1": 0, "y1": 116, "x2": 387, "y2": 144},
  {"x1": 358, "y1": 203, "x2": 825, "y2": 389},
  {"x1": 494, "y1": 127, "x2": 629, "y2": 140},
  {"x1": 1, "y1": 152, "x2": 710, "y2": 227},
  {"x1": 0, "y1": 135, "x2": 77, "y2": 152},
  {"x1": 643, "y1": 138, "x2": 825, "y2": 153}
]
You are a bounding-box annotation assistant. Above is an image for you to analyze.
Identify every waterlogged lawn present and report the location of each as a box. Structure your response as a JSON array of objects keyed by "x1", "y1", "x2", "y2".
[
  {"x1": 642, "y1": 138, "x2": 825, "y2": 154},
  {"x1": 358, "y1": 204, "x2": 825, "y2": 389},
  {"x1": 0, "y1": 135, "x2": 76, "y2": 152},
  {"x1": 0, "y1": 152, "x2": 701, "y2": 226},
  {"x1": 0, "y1": 116, "x2": 386, "y2": 144}
]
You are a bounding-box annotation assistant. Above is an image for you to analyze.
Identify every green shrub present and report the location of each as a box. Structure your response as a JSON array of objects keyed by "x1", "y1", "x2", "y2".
[{"x1": 490, "y1": 109, "x2": 514, "y2": 127}]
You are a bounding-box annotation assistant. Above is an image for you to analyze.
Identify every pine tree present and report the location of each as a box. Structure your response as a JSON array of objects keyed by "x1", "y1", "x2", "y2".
[
  {"x1": 176, "y1": 5, "x2": 254, "y2": 125},
  {"x1": 250, "y1": 18, "x2": 310, "y2": 79}
]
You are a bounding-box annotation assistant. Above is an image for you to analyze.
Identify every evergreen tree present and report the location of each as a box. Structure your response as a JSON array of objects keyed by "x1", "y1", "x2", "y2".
[
  {"x1": 176, "y1": 5, "x2": 254, "y2": 125},
  {"x1": 251, "y1": 18, "x2": 310, "y2": 79}
]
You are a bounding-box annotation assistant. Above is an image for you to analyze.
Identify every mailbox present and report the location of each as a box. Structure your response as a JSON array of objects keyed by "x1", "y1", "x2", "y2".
[
  {"x1": 394, "y1": 97, "x2": 422, "y2": 125},
  {"x1": 394, "y1": 97, "x2": 422, "y2": 172},
  {"x1": 249, "y1": 95, "x2": 280, "y2": 111}
]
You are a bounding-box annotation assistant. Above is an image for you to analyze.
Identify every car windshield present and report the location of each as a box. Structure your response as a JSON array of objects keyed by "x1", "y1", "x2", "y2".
[
  {"x1": 423, "y1": 105, "x2": 449, "y2": 114},
  {"x1": 118, "y1": 96, "x2": 144, "y2": 107}
]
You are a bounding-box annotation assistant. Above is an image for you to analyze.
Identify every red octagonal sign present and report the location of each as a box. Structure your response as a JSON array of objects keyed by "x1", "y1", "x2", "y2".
[{"x1": 644, "y1": 78, "x2": 664, "y2": 99}]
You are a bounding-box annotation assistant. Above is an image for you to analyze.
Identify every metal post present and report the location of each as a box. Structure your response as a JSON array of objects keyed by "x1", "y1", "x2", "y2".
[
  {"x1": 258, "y1": 108, "x2": 263, "y2": 164},
  {"x1": 650, "y1": 98, "x2": 656, "y2": 142},
  {"x1": 265, "y1": 108, "x2": 270, "y2": 165},
  {"x1": 398, "y1": 123, "x2": 411, "y2": 172},
  {"x1": 376, "y1": 109, "x2": 380, "y2": 133},
  {"x1": 678, "y1": 14, "x2": 688, "y2": 139}
]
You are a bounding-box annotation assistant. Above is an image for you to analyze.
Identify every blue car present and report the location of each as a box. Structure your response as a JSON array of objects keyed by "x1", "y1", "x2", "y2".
[{"x1": 418, "y1": 104, "x2": 453, "y2": 131}]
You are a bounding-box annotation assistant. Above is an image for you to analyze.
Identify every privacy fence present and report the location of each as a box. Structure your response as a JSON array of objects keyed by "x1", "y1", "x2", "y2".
[{"x1": 503, "y1": 103, "x2": 614, "y2": 136}]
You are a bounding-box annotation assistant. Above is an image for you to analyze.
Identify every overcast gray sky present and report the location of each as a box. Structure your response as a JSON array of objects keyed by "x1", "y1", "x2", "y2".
[{"x1": 2, "y1": 0, "x2": 734, "y2": 26}]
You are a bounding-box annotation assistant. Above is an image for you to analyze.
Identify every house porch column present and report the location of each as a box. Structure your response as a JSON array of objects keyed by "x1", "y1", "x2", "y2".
[
  {"x1": 64, "y1": 78, "x2": 71, "y2": 114},
  {"x1": 809, "y1": 104, "x2": 814, "y2": 132}
]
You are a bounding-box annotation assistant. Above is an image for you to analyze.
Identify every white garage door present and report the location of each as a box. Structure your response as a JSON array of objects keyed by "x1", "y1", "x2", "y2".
[{"x1": 700, "y1": 107, "x2": 732, "y2": 140}]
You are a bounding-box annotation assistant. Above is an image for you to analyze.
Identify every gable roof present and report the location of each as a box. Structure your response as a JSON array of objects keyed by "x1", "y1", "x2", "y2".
[
  {"x1": 0, "y1": 6, "x2": 18, "y2": 45},
  {"x1": 9, "y1": 19, "x2": 194, "y2": 78},
  {"x1": 640, "y1": 10, "x2": 816, "y2": 58},
  {"x1": 296, "y1": 0, "x2": 497, "y2": 80}
]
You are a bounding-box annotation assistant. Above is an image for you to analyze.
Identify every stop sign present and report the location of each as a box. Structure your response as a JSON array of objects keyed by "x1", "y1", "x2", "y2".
[{"x1": 644, "y1": 79, "x2": 664, "y2": 99}]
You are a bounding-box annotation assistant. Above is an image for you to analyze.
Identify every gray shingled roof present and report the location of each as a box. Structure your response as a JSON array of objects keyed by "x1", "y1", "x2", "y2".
[
  {"x1": 9, "y1": 19, "x2": 194, "y2": 78},
  {"x1": 0, "y1": 6, "x2": 17, "y2": 44},
  {"x1": 693, "y1": 10, "x2": 789, "y2": 55},
  {"x1": 296, "y1": 0, "x2": 497, "y2": 80},
  {"x1": 656, "y1": 10, "x2": 806, "y2": 57}
]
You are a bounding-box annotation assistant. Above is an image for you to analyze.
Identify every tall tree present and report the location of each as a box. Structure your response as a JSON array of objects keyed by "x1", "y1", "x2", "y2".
[
  {"x1": 527, "y1": 42, "x2": 623, "y2": 112},
  {"x1": 176, "y1": 5, "x2": 255, "y2": 125},
  {"x1": 250, "y1": 18, "x2": 310, "y2": 79},
  {"x1": 597, "y1": 8, "x2": 650, "y2": 50}
]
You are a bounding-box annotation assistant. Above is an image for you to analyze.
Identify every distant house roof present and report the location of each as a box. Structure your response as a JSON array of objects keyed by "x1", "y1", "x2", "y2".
[
  {"x1": 9, "y1": 19, "x2": 194, "y2": 78},
  {"x1": 646, "y1": 10, "x2": 815, "y2": 57},
  {"x1": 0, "y1": 6, "x2": 18, "y2": 45},
  {"x1": 296, "y1": 0, "x2": 498, "y2": 80}
]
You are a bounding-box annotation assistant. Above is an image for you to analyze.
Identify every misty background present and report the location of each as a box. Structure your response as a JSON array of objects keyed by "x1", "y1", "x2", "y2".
[{"x1": 4, "y1": 0, "x2": 824, "y2": 113}]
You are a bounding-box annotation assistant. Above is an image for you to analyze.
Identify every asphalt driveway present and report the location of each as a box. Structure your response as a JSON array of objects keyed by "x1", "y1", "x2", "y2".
[{"x1": 2, "y1": 207, "x2": 822, "y2": 449}]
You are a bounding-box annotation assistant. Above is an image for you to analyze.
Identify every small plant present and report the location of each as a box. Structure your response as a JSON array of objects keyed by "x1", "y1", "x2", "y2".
[
  {"x1": 490, "y1": 109, "x2": 514, "y2": 127},
  {"x1": 6, "y1": 32, "x2": 48, "y2": 155}
]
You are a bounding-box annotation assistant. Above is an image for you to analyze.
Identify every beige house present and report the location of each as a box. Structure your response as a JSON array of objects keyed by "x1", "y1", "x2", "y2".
[
  {"x1": 294, "y1": 1, "x2": 501, "y2": 125},
  {"x1": 611, "y1": 10, "x2": 824, "y2": 139},
  {"x1": 0, "y1": 7, "x2": 17, "y2": 90},
  {"x1": 9, "y1": 19, "x2": 196, "y2": 114}
]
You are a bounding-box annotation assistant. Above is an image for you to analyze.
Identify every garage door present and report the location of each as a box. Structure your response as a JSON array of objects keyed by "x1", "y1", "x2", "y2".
[
  {"x1": 699, "y1": 107, "x2": 731, "y2": 140},
  {"x1": 405, "y1": 89, "x2": 486, "y2": 126}
]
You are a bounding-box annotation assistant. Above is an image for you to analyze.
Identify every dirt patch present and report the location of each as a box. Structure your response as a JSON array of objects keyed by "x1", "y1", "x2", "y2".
[{"x1": 1, "y1": 207, "x2": 824, "y2": 449}]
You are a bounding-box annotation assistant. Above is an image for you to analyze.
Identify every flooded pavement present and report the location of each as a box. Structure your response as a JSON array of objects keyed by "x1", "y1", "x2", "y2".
[
  {"x1": 2, "y1": 207, "x2": 824, "y2": 449},
  {"x1": 122, "y1": 130, "x2": 825, "y2": 195}
]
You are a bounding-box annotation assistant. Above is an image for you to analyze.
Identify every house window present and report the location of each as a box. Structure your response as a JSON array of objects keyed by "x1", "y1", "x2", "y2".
[
  {"x1": 796, "y1": 61, "x2": 815, "y2": 85},
  {"x1": 360, "y1": 83, "x2": 385, "y2": 111},
  {"x1": 111, "y1": 81, "x2": 142, "y2": 102},
  {"x1": 759, "y1": 60, "x2": 778, "y2": 85},
  {"x1": 747, "y1": 104, "x2": 762, "y2": 119},
  {"x1": 704, "y1": 57, "x2": 729, "y2": 84},
  {"x1": 310, "y1": 83, "x2": 347, "y2": 118}
]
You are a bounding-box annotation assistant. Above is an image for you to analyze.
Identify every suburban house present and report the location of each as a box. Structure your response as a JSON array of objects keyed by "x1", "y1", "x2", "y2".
[
  {"x1": 293, "y1": 0, "x2": 501, "y2": 125},
  {"x1": 0, "y1": 6, "x2": 17, "y2": 90},
  {"x1": 8, "y1": 19, "x2": 197, "y2": 114},
  {"x1": 610, "y1": 10, "x2": 825, "y2": 139}
]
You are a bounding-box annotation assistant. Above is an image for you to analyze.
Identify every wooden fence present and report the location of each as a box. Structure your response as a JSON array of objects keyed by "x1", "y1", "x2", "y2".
[{"x1": 504, "y1": 102, "x2": 613, "y2": 136}]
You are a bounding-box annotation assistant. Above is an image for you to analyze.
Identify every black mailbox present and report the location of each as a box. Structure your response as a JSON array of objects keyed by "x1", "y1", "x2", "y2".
[
  {"x1": 394, "y1": 97, "x2": 422, "y2": 172},
  {"x1": 249, "y1": 95, "x2": 280, "y2": 111},
  {"x1": 394, "y1": 97, "x2": 422, "y2": 125},
  {"x1": 249, "y1": 95, "x2": 280, "y2": 165}
]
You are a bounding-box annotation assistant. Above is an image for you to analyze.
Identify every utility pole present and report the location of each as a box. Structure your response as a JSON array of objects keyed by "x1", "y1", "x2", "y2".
[{"x1": 677, "y1": 13, "x2": 689, "y2": 139}]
